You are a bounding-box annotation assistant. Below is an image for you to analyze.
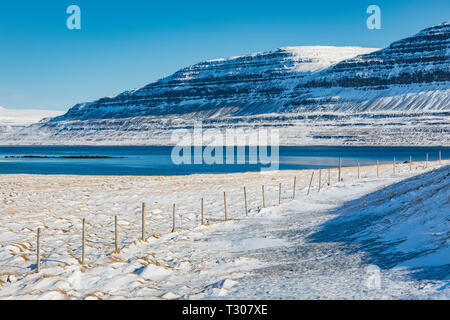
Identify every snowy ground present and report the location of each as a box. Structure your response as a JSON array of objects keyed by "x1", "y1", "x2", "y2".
[{"x1": 0, "y1": 160, "x2": 448, "y2": 299}]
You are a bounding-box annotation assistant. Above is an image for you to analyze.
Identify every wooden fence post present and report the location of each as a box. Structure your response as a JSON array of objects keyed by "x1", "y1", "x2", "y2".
[
  {"x1": 410, "y1": 155, "x2": 412, "y2": 171},
  {"x1": 36, "y1": 228, "x2": 41, "y2": 273},
  {"x1": 278, "y1": 183, "x2": 282, "y2": 205},
  {"x1": 262, "y1": 185, "x2": 266, "y2": 208},
  {"x1": 439, "y1": 150, "x2": 441, "y2": 165},
  {"x1": 376, "y1": 160, "x2": 379, "y2": 178},
  {"x1": 201, "y1": 198, "x2": 205, "y2": 225},
  {"x1": 81, "y1": 218, "x2": 85, "y2": 266},
  {"x1": 292, "y1": 177, "x2": 297, "y2": 199},
  {"x1": 328, "y1": 168, "x2": 331, "y2": 186},
  {"x1": 426, "y1": 153, "x2": 428, "y2": 168},
  {"x1": 171, "y1": 204, "x2": 176, "y2": 233},
  {"x1": 357, "y1": 162, "x2": 360, "y2": 179},
  {"x1": 307, "y1": 171, "x2": 314, "y2": 196},
  {"x1": 141, "y1": 202, "x2": 146, "y2": 241},
  {"x1": 244, "y1": 187, "x2": 248, "y2": 217},
  {"x1": 224, "y1": 192, "x2": 228, "y2": 221},
  {"x1": 318, "y1": 170, "x2": 322, "y2": 191},
  {"x1": 338, "y1": 157, "x2": 342, "y2": 182},
  {"x1": 393, "y1": 157, "x2": 396, "y2": 175},
  {"x1": 114, "y1": 216, "x2": 118, "y2": 252}
]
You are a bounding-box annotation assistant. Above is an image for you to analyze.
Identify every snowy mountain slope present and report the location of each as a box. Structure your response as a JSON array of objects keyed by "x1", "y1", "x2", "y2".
[
  {"x1": 49, "y1": 22, "x2": 450, "y2": 122},
  {"x1": 1, "y1": 22, "x2": 449, "y2": 145},
  {"x1": 285, "y1": 21, "x2": 450, "y2": 112},
  {"x1": 4, "y1": 110, "x2": 450, "y2": 146},
  {"x1": 51, "y1": 46, "x2": 377, "y2": 121}
]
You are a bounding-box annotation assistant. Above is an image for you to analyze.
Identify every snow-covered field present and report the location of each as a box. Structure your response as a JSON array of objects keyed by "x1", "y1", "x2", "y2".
[{"x1": 0, "y1": 160, "x2": 448, "y2": 299}]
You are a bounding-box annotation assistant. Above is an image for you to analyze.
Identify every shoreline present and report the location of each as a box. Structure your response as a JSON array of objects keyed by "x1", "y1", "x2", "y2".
[
  {"x1": 4, "y1": 155, "x2": 126, "y2": 159},
  {"x1": 0, "y1": 160, "x2": 441, "y2": 178}
]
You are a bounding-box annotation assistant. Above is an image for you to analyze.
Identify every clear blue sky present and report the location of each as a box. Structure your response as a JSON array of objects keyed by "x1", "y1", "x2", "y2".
[{"x1": 0, "y1": 0, "x2": 448, "y2": 110}]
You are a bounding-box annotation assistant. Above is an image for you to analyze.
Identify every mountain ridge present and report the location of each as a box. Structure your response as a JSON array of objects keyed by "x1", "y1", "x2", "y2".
[
  {"x1": 2, "y1": 21, "x2": 449, "y2": 146},
  {"x1": 51, "y1": 45, "x2": 379, "y2": 121}
]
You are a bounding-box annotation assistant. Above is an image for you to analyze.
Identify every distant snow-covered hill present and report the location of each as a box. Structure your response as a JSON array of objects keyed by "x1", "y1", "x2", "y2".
[
  {"x1": 2, "y1": 22, "x2": 449, "y2": 145},
  {"x1": 0, "y1": 107, "x2": 63, "y2": 133}
]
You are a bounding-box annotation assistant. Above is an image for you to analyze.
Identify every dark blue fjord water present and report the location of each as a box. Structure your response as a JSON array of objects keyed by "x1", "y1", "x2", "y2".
[{"x1": 0, "y1": 146, "x2": 447, "y2": 176}]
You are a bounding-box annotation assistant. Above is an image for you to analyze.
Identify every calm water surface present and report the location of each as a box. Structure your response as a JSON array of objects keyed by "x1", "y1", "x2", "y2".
[{"x1": 0, "y1": 146, "x2": 447, "y2": 176}]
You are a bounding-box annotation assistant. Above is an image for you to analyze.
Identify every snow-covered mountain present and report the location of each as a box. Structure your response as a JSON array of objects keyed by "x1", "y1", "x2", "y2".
[
  {"x1": 3, "y1": 22, "x2": 450, "y2": 145},
  {"x1": 51, "y1": 46, "x2": 378, "y2": 121},
  {"x1": 286, "y1": 21, "x2": 450, "y2": 112}
]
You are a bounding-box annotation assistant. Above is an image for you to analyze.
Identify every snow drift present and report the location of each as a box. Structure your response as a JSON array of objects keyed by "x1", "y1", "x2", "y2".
[{"x1": 310, "y1": 165, "x2": 450, "y2": 280}]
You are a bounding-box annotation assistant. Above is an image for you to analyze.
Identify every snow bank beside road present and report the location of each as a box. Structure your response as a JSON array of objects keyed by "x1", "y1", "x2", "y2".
[{"x1": 310, "y1": 165, "x2": 450, "y2": 278}]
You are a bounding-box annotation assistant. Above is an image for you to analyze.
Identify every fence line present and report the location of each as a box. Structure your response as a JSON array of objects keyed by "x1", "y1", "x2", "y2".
[{"x1": 27, "y1": 156, "x2": 445, "y2": 273}]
